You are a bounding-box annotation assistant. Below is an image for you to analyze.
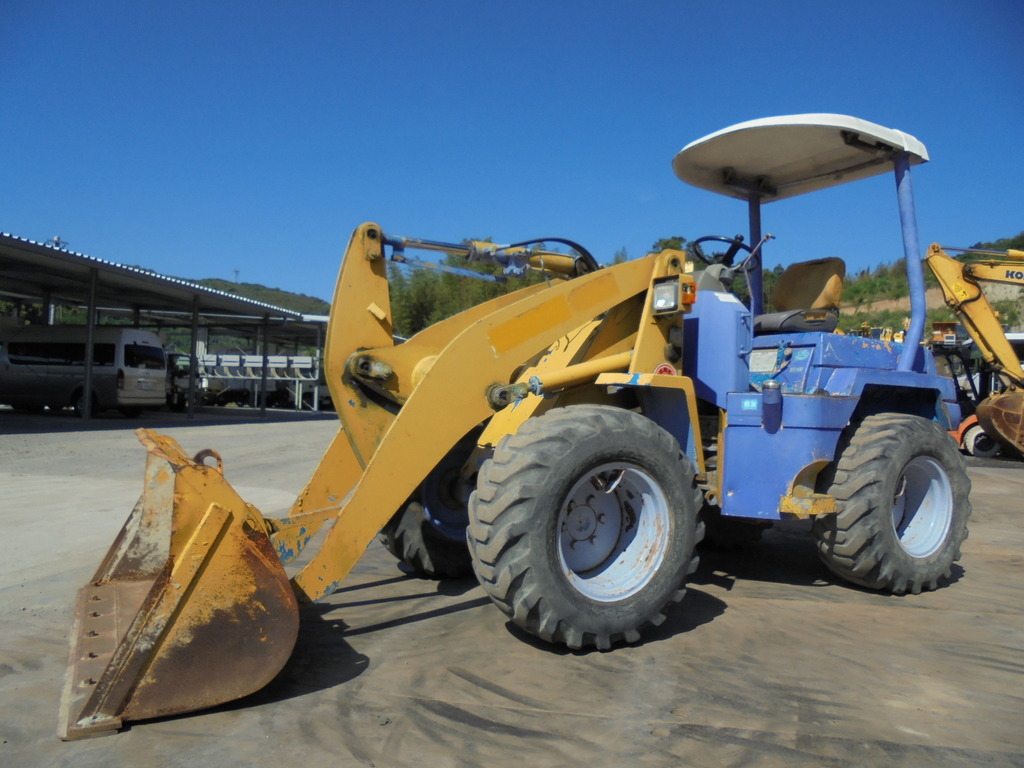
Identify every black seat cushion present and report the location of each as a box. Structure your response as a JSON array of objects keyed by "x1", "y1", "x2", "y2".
[{"x1": 754, "y1": 307, "x2": 839, "y2": 334}]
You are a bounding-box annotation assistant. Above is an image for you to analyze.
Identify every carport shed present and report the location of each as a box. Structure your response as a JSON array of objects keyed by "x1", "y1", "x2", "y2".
[{"x1": 0, "y1": 232, "x2": 326, "y2": 417}]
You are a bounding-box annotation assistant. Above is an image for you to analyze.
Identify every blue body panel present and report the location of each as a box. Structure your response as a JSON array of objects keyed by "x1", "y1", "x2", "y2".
[
  {"x1": 722, "y1": 391, "x2": 857, "y2": 518},
  {"x1": 682, "y1": 290, "x2": 752, "y2": 408},
  {"x1": 669, "y1": 291, "x2": 961, "y2": 520}
]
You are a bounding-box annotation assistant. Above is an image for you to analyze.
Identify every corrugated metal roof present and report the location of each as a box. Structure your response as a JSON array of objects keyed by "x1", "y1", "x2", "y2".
[{"x1": 0, "y1": 232, "x2": 307, "y2": 319}]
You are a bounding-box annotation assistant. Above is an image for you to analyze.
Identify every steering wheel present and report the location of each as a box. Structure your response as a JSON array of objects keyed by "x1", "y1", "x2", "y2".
[{"x1": 689, "y1": 235, "x2": 753, "y2": 268}]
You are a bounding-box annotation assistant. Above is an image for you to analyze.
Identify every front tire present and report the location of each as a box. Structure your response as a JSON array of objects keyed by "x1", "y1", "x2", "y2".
[
  {"x1": 812, "y1": 413, "x2": 971, "y2": 594},
  {"x1": 468, "y1": 405, "x2": 703, "y2": 650}
]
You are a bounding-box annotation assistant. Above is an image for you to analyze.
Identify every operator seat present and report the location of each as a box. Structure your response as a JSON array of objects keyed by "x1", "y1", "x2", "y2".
[{"x1": 755, "y1": 257, "x2": 845, "y2": 334}]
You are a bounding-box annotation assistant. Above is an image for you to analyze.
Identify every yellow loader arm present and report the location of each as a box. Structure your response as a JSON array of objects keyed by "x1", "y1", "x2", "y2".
[
  {"x1": 925, "y1": 243, "x2": 1024, "y2": 454},
  {"x1": 60, "y1": 222, "x2": 692, "y2": 739}
]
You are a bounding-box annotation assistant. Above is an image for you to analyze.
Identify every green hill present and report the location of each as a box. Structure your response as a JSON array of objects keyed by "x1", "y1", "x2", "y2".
[
  {"x1": 196, "y1": 279, "x2": 330, "y2": 315},
  {"x1": 973, "y1": 232, "x2": 1024, "y2": 252},
  {"x1": 838, "y1": 231, "x2": 1024, "y2": 332}
]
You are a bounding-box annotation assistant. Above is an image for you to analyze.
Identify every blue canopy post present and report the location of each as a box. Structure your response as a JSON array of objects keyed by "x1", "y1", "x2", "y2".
[
  {"x1": 747, "y1": 193, "x2": 764, "y2": 317},
  {"x1": 894, "y1": 151, "x2": 927, "y2": 372}
]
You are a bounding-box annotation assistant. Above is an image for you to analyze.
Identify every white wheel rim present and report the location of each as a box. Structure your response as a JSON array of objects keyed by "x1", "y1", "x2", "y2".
[
  {"x1": 891, "y1": 456, "x2": 954, "y2": 558},
  {"x1": 557, "y1": 462, "x2": 671, "y2": 602}
]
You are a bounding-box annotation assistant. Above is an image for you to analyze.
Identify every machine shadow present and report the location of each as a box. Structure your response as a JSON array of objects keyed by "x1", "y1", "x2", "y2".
[
  {"x1": 0, "y1": 406, "x2": 336, "y2": 435},
  {"x1": 209, "y1": 574, "x2": 489, "y2": 713},
  {"x1": 691, "y1": 518, "x2": 968, "y2": 594},
  {"x1": 691, "y1": 518, "x2": 833, "y2": 590}
]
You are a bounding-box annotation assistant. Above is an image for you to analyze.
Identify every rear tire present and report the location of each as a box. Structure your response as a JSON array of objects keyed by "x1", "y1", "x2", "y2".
[
  {"x1": 468, "y1": 405, "x2": 703, "y2": 650},
  {"x1": 812, "y1": 413, "x2": 971, "y2": 594},
  {"x1": 378, "y1": 501, "x2": 472, "y2": 579},
  {"x1": 378, "y1": 433, "x2": 477, "y2": 578}
]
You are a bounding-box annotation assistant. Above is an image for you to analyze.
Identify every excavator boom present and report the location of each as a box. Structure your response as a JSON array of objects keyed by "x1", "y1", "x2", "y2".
[{"x1": 925, "y1": 243, "x2": 1024, "y2": 455}]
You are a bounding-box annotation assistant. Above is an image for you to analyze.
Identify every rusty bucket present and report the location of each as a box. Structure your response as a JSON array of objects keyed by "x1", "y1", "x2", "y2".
[
  {"x1": 976, "y1": 390, "x2": 1024, "y2": 458},
  {"x1": 59, "y1": 430, "x2": 299, "y2": 740}
]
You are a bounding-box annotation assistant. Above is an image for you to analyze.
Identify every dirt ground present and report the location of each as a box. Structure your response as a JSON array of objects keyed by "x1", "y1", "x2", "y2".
[{"x1": 1, "y1": 407, "x2": 1022, "y2": 768}]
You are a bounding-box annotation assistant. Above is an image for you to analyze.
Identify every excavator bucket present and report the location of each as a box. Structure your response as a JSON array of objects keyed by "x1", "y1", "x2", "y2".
[
  {"x1": 58, "y1": 429, "x2": 299, "y2": 740},
  {"x1": 976, "y1": 391, "x2": 1024, "y2": 457}
]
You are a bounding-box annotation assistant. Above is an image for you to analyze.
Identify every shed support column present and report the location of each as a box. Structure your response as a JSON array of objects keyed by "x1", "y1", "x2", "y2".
[
  {"x1": 259, "y1": 316, "x2": 270, "y2": 416},
  {"x1": 187, "y1": 294, "x2": 200, "y2": 420},
  {"x1": 82, "y1": 268, "x2": 98, "y2": 419},
  {"x1": 313, "y1": 323, "x2": 323, "y2": 412}
]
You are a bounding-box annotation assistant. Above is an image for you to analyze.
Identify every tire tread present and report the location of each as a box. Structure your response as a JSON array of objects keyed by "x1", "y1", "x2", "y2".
[{"x1": 468, "y1": 405, "x2": 703, "y2": 650}]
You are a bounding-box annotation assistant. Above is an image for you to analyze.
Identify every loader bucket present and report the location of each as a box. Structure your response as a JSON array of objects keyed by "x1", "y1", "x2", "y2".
[
  {"x1": 976, "y1": 390, "x2": 1024, "y2": 457},
  {"x1": 59, "y1": 429, "x2": 299, "y2": 740}
]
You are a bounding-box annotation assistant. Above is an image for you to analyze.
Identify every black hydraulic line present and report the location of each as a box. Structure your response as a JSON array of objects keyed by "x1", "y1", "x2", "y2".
[
  {"x1": 504, "y1": 237, "x2": 601, "y2": 275},
  {"x1": 383, "y1": 233, "x2": 600, "y2": 277}
]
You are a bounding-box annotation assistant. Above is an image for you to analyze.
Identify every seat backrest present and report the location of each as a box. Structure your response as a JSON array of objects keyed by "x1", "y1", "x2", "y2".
[{"x1": 773, "y1": 257, "x2": 845, "y2": 312}]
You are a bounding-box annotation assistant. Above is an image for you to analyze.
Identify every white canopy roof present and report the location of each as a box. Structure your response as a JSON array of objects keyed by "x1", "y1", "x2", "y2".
[{"x1": 672, "y1": 114, "x2": 929, "y2": 202}]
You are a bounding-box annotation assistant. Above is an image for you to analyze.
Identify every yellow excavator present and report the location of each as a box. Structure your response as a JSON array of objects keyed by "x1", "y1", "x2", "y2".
[
  {"x1": 60, "y1": 114, "x2": 976, "y2": 740},
  {"x1": 925, "y1": 243, "x2": 1024, "y2": 456}
]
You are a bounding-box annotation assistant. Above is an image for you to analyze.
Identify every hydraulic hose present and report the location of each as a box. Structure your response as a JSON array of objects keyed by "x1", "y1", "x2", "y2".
[{"x1": 505, "y1": 237, "x2": 601, "y2": 276}]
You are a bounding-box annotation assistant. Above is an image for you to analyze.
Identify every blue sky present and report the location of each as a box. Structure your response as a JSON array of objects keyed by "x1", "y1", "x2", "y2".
[{"x1": 2, "y1": 1, "x2": 1022, "y2": 302}]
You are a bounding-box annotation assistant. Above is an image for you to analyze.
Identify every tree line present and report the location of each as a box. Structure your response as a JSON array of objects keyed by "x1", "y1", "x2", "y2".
[
  {"x1": 5, "y1": 231, "x2": 1021, "y2": 338},
  {"x1": 384, "y1": 231, "x2": 1024, "y2": 338}
]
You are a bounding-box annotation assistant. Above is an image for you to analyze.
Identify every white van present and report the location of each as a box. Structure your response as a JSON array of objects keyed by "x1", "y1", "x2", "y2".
[{"x1": 0, "y1": 326, "x2": 167, "y2": 416}]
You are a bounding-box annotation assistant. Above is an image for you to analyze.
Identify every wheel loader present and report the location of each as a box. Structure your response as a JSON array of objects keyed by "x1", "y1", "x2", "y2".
[{"x1": 59, "y1": 114, "x2": 972, "y2": 739}]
